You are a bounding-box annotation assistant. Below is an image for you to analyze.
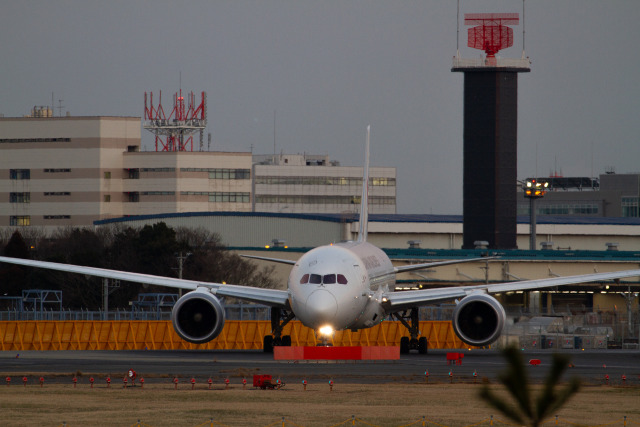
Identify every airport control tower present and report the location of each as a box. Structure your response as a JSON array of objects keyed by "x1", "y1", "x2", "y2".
[{"x1": 452, "y1": 13, "x2": 530, "y2": 249}]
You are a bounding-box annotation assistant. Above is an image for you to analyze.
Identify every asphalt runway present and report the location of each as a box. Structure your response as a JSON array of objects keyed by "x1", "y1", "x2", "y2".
[{"x1": 1, "y1": 349, "x2": 638, "y2": 386}]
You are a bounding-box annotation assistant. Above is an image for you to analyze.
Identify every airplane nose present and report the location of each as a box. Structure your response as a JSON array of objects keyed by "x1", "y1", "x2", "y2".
[{"x1": 305, "y1": 289, "x2": 338, "y2": 324}]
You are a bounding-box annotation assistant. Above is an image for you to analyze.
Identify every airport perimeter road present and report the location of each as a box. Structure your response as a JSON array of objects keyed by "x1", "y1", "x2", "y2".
[{"x1": 1, "y1": 349, "x2": 638, "y2": 385}]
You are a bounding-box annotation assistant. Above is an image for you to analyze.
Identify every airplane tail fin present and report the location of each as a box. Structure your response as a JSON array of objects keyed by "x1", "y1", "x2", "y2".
[{"x1": 357, "y1": 125, "x2": 370, "y2": 242}]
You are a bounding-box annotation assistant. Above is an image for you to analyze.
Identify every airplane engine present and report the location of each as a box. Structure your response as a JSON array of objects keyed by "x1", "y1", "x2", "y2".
[
  {"x1": 451, "y1": 294, "x2": 505, "y2": 347},
  {"x1": 171, "y1": 289, "x2": 225, "y2": 344}
]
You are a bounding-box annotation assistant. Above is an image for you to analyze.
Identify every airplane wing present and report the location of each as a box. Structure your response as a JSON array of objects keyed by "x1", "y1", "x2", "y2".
[
  {"x1": 0, "y1": 256, "x2": 290, "y2": 308},
  {"x1": 385, "y1": 268, "x2": 640, "y2": 312},
  {"x1": 394, "y1": 256, "x2": 497, "y2": 274},
  {"x1": 240, "y1": 254, "x2": 297, "y2": 266}
]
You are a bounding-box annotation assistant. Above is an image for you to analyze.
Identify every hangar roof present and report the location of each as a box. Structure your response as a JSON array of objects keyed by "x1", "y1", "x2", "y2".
[
  {"x1": 94, "y1": 212, "x2": 640, "y2": 250},
  {"x1": 95, "y1": 212, "x2": 640, "y2": 227}
]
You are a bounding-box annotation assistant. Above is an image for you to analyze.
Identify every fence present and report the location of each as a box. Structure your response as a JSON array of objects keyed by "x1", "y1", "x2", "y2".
[
  {"x1": 498, "y1": 308, "x2": 640, "y2": 350},
  {"x1": 0, "y1": 303, "x2": 272, "y2": 322},
  {"x1": 0, "y1": 320, "x2": 467, "y2": 351},
  {"x1": 2, "y1": 304, "x2": 638, "y2": 349}
]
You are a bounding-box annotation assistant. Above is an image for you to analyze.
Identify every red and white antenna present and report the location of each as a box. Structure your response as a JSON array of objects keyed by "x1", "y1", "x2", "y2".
[{"x1": 143, "y1": 90, "x2": 207, "y2": 152}]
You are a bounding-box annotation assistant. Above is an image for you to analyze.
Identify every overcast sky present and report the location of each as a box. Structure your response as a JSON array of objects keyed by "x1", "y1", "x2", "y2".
[{"x1": 1, "y1": 1, "x2": 639, "y2": 214}]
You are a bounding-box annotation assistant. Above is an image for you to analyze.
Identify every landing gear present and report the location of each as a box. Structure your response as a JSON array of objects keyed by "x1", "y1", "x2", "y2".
[
  {"x1": 400, "y1": 336, "x2": 410, "y2": 354},
  {"x1": 263, "y1": 307, "x2": 295, "y2": 353},
  {"x1": 263, "y1": 335, "x2": 274, "y2": 353},
  {"x1": 393, "y1": 308, "x2": 428, "y2": 355},
  {"x1": 418, "y1": 336, "x2": 427, "y2": 354}
]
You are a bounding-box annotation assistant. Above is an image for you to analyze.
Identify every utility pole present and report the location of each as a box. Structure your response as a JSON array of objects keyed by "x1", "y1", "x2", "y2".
[
  {"x1": 175, "y1": 252, "x2": 192, "y2": 297},
  {"x1": 102, "y1": 278, "x2": 120, "y2": 320}
]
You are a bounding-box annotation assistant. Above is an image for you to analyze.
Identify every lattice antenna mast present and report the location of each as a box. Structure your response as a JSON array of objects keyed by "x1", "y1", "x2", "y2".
[
  {"x1": 465, "y1": 13, "x2": 519, "y2": 58},
  {"x1": 143, "y1": 90, "x2": 207, "y2": 152},
  {"x1": 456, "y1": 0, "x2": 460, "y2": 57},
  {"x1": 522, "y1": 0, "x2": 526, "y2": 58}
]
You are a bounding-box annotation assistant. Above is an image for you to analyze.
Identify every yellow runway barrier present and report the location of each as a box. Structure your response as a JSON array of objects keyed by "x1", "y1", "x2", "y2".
[{"x1": 0, "y1": 320, "x2": 467, "y2": 351}]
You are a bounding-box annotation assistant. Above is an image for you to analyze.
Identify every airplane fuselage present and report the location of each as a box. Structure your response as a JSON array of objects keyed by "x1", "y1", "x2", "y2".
[{"x1": 288, "y1": 241, "x2": 395, "y2": 332}]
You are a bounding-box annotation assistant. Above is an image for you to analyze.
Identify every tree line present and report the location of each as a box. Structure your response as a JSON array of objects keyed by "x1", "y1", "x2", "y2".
[{"x1": 0, "y1": 223, "x2": 277, "y2": 310}]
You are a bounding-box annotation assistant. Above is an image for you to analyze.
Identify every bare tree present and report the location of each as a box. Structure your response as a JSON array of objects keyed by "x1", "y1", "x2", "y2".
[{"x1": 2, "y1": 223, "x2": 279, "y2": 309}]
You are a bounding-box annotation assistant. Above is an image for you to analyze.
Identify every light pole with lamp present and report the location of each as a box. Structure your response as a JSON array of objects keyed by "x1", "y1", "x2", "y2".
[{"x1": 523, "y1": 179, "x2": 548, "y2": 250}]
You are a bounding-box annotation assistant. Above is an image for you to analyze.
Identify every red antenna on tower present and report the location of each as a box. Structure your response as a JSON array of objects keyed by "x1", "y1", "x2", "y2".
[
  {"x1": 143, "y1": 90, "x2": 207, "y2": 152},
  {"x1": 465, "y1": 13, "x2": 519, "y2": 58}
]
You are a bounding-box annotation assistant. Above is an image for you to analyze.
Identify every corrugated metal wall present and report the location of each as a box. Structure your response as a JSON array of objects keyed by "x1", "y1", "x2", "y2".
[
  {"x1": 0, "y1": 320, "x2": 467, "y2": 351},
  {"x1": 103, "y1": 214, "x2": 345, "y2": 247}
]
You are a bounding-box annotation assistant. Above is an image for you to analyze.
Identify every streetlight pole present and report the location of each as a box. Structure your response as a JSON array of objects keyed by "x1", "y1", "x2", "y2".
[
  {"x1": 529, "y1": 196, "x2": 537, "y2": 250},
  {"x1": 524, "y1": 179, "x2": 548, "y2": 250}
]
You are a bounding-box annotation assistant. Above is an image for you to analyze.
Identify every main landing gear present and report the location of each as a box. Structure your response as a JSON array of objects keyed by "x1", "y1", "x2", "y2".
[
  {"x1": 263, "y1": 307, "x2": 295, "y2": 353},
  {"x1": 392, "y1": 308, "x2": 428, "y2": 354}
]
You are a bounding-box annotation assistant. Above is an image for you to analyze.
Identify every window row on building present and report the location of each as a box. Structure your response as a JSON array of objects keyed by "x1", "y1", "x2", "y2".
[
  {"x1": 9, "y1": 216, "x2": 30, "y2": 226},
  {"x1": 141, "y1": 167, "x2": 176, "y2": 172},
  {"x1": 124, "y1": 168, "x2": 251, "y2": 180},
  {"x1": 255, "y1": 195, "x2": 395, "y2": 205},
  {"x1": 10, "y1": 215, "x2": 71, "y2": 226},
  {"x1": 10, "y1": 192, "x2": 74, "y2": 202},
  {"x1": 10, "y1": 192, "x2": 391, "y2": 205},
  {"x1": 208, "y1": 192, "x2": 250, "y2": 203},
  {"x1": 11, "y1": 168, "x2": 250, "y2": 181},
  {"x1": 518, "y1": 203, "x2": 600, "y2": 216},
  {"x1": 1, "y1": 137, "x2": 71, "y2": 144},
  {"x1": 255, "y1": 176, "x2": 395, "y2": 186},
  {"x1": 181, "y1": 191, "x2": 250, "y2": 203},
  {"x1": 10, "y1": 192, "x2": 30, "y2": 203},
  {"x1": 9, "y1": 169, "x2": 30, "y2": 179},
  {"x1": 537, "y1": 204, "x2": 599, "y2": 215},
  {"x1": 140, "y1": 191, "x2": 175, "y2": 196},
  {"x1": 119, "y1": 191, "x2": 251, "y2": 203},
  {"x1": 181, "y1": 168, "x2": 251, "y2": 180}
]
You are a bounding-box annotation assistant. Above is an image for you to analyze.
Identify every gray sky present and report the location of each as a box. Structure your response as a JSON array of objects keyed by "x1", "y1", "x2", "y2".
[{"x1": 1, "y1": 1, "x2": 639, "y2": 214}]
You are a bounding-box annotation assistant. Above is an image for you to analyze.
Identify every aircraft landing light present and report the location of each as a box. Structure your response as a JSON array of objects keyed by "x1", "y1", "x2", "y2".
[{"x1": 319, "y1": 325, "x2": 334, "y2": 337}]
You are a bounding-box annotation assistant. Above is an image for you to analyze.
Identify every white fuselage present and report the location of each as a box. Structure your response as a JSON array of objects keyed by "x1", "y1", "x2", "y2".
[{"x1": 288, "y1": 241, "x2": 395, "y2": 332}]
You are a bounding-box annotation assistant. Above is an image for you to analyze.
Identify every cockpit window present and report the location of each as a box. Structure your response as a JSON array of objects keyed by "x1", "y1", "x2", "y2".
[
  {"x1": 309, "y1": 274, "x2": 322, "y2": 284},
  {"x1": 323, "y1": 274, "x2": 336, "y2": 284},
  {"x1": 299, "y1": 273, "x2": 348, "y2": 285}
]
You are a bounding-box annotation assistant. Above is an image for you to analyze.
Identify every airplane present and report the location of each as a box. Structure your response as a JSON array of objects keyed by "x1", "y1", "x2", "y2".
[{"x1": 1, "y1": 126, "x2": 640, "y2": 354}]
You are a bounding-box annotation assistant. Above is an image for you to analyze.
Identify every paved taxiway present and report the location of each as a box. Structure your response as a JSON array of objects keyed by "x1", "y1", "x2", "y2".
[{"x1": 1, "y1": 349, "x2": 638, "y2": 386}]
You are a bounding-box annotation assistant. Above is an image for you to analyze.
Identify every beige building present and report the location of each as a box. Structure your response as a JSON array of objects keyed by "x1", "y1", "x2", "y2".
[
  {"x1": 121, "y1": 151, "x2": 252, "y2": 216},
  {"x1": 1, "y1": 116, "x2": 396, "y2": 233},
  {"x1": 1, "y1": 116, "x2": 140, "y2": 229},
  {"x1": 0, "y1": 116, "x2": 253, "y2": 232}
]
